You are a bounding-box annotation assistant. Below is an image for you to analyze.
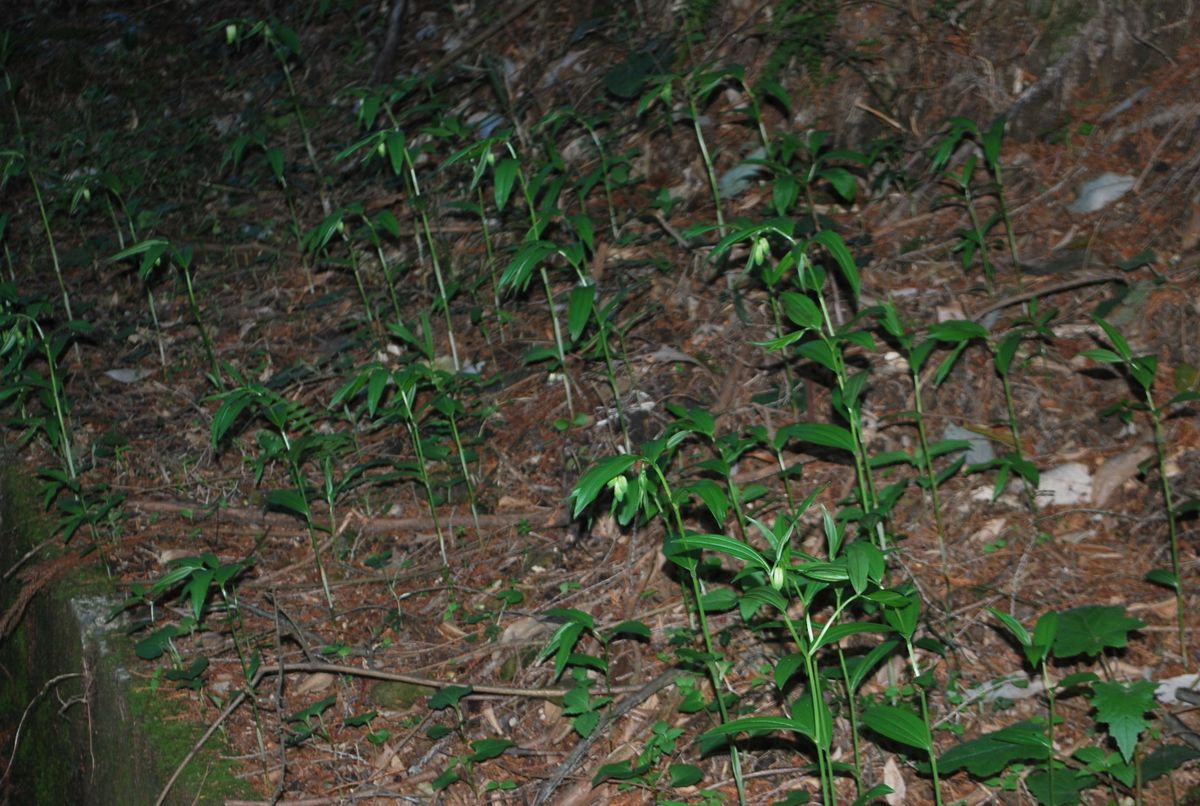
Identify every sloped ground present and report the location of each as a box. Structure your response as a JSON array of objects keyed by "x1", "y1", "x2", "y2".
[{"x1": 2, "y1": 1, "x2": 1199, "y2": 804}]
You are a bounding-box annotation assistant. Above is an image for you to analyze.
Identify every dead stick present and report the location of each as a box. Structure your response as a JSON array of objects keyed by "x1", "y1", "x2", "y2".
[{"x1": 533, "y1": 669, "x2": 684, "y2": 806}]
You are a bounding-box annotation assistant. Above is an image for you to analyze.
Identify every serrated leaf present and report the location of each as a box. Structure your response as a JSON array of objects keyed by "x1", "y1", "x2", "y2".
[
  {"x1": 1052, "y1": 605, "x2": 1143, "y2": 659},
  {"x1": 1091, "y1": 680, "x2": 1155, "y2": 763}
]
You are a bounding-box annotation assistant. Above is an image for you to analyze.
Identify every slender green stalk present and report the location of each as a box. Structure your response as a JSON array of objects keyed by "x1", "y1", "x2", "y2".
[
  {"x1": 27, "y1": 168, "x2": 74, "y2": 322},
  {"x1": 1146, "y1": 396, "x2": 1187, "y2": 665},
  {"x1": 650, "y1": 464, "x2": 746, "y2": 805},
  {"x1": 910, "y1": 365, "x2": 951, "y2": 592},
  {"x1": 402, "y1": 149, "x2": 461, "y2": 372}
]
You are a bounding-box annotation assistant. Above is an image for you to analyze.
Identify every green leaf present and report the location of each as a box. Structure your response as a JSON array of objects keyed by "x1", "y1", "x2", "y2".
[
  {"x1": 683, "y1": 478, "x2": 730, "y2": 524},
  {"x1": 774, "y1": 652, "x2": 806, "y2": 690},
  {"x1": 429, "y1": 685, "x2": 473, "y2": 710},
  {"x1": 668, "y1": 763, "x2": 703, "y2": 787},
  {"x1": 701, "y1": 715, "x2": 814, "y2": 743},
  {"x1": 1052, "y1": 605, "x2": 1143, "y2": 659},
  {"x1": 1092, "y1": 315, "x2": 1133, "y2": 362},
  {"x1": 493, "y1": 157, "x2": 519, "y2": 211},
  {"x1": 499, "y1": 240, "x2": 556, "y2": 293},
  {"x1": 818, "y1": 165, "x2": 857, "y2": 202},
  {"x1": 811, "y1": 622, "x2": 892, "y2": 652},
  {"x1": 929, "y1": 319, "x2": 988, "y2": 343},
  {"x1": 810, "y1": 229, "x2": 860, "y2": 299},
  {"x1": 939, "y1": 720, "x2": 1049, "y2": 776},
  {"x1": 469, "y1": 738, "x2": 516, "y2": 762},
  {"x1": 569, "y1": 454, "x2": 638, "y2": 517},
  {"x1": 780, "y1": 291, "x2": 821, "y2": 330},
  {"x1": 1079, "y1": 348, "x2": 1122, "y2": 365},
  {"x1": 1144, "y1": 568, "x2": 1179, "y2": 592},
  {"x1": 1025, "y1": 767, "x2": 1096, "y2": 805},
  {"x1": 845, "y1": 639, "x2": 901, "y2": 692},
  {"x1": 265, "y1": 488, "x2": 311, "y2": 523},
  {"x1": 605, "y1": 620, "x2": 651, "y2": 641},
  {"x1": 593, "y1": 759, "x2": 641, "y2": 784},
  {"x1": 781, "y1": 422, "x2": 855, "y2": 453},
  {"x1": 567, "y1": 283, "x2": 595, "y2": 343},
  {"x1": 431, "y1": 768, "x2": 460, "y2": 791},
  {"x1": 1142, "y1": 743, "x2": 1200, "y2": 782},
  {"x1": 863, "y1": 705, "x2": 931, "y2": 752},
  {"x1": 988, "y1": 607, "x2": 1031, "y2": 647},
  {"x1": 1091, "y1": 680, "x2": 1155, "y2": 763},
  {"x1": 670, "y1": 533, "x2": 770, "y2": 573}
]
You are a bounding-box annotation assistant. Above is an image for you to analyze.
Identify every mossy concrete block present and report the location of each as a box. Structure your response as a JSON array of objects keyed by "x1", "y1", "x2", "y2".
[{"x1": 0, "y1": 459, "x2": 255, "y2": 804}]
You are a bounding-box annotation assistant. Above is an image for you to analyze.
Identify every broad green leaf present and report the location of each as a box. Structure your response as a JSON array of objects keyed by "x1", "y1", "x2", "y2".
[
  {"x1": 811, "y1": 621, "x2": 892, "y2": 652},
  {"x1": 1142, "y1": 743, "x2": 1200, "y2": 783},
  {"x1": 1025, "y1": 767, "x2": 1096, "y2": 805},
  {"x1": 543, "y1": 607, "x2": 593, "y2": 629},
  {"x1": 700, "y1": 587, "x2": 738, "y2": 613},
  {"x1": 988, "y1": 607, "x2": 1031, "y2": 646},
  {"x1": 668, "y1": 763, "x2": 703, "y2": 787},
  {"x1": 265, "y1": 488, "x2": 311, "y2": 522},
  {"x1": 1052, "y1": 605, "x2": 1144, "y2": 659},
  {"x1": 863, "y1": 705, "x2": 930, "y2": 752},
  {"x1": 605, "y1": 620, "x2": 651, "y2": 641},
  {"x1": 1079, "y1": 348, "x2": 1122, "y2": 364},
  {"x1": 782, "y1": 422, "x2": 855, "y2": 453},
  {"x1": 670, "y1": 533, "x2": 770, "y2": 573},
  {"x1": 1092, "y1": 315, "x2": 1133, "y2": 361},
  {"x1": 1144, "y1": 568, "x2": 1179, "y2": 592},
  {"x1": 845, "y1": 639, "x2": 901, "y2": 692},
  {"x1": 683, "y1": 478, "x2": 730, "y2": 524},
  {"x1": 429, "y1": 685, "x2": 473, "y2": 710},
  {"x1": 780, "y1": 290, "x2": 821, "y2": 330},
  {"x1": 567, "y1": 284, "x2": 595, "y2": 343},
  {"x1": 470, "y1": 738, "x2": 516, "y2": 762},
  {"x1": 818, "y1": 165, "x2": 857, "y2": 202},
  {"x1": 499, "y1": 240, "x2": 556, "y2": 293},
  {"x1": 493, "y1": 157, "x2": 519, "y2": 211},
  {"x1": 774, "y1": 653, "x2": 806, "y2": 690},
  {"x1": 569, "y1": 454, "x2": 638, "y2": 517},
  {"x1": 939, "y1": 720, "x2": 1049, "y2": 776},
  {"x1": 929, "y1": 320, "x2": 988, "y2": 343},
  {"x1": 702, "y1": 715, "x2": 814, "y2": 743},
  {"x1": 810, "y1": 229, "x2": 860, "y2": 299},
  {"x1": 1091, "y1": 680, "x2": 1156, "y2": 763},
  {"x1": 795, "y1": 338, "x2": 838, "y2": 371}
]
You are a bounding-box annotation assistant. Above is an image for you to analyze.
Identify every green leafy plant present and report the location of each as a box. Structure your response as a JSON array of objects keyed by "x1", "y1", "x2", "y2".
[
  {"x1": 1080, "y1": 316, "x2": 1198, "y2": 665},
  {"x1": 108, "y1": 239, "x2": 220, "y2": 384},
  {"x1": 941, "y1": 605, "x2": 1153, "y2": 804},
  {"x1": 930, "y1": 116, "x2": 1021, "y2": 292}
]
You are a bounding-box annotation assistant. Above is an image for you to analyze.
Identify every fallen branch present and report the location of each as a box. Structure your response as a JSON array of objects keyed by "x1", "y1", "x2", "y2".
[{"x1": 532, "y1": 668, "x2": 684, "y2": 806}]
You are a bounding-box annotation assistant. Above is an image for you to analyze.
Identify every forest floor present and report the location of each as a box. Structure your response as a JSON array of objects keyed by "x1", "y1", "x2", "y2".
[{"x1": 2, "y1": 1, "x2": 1199, "y2": 804}]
